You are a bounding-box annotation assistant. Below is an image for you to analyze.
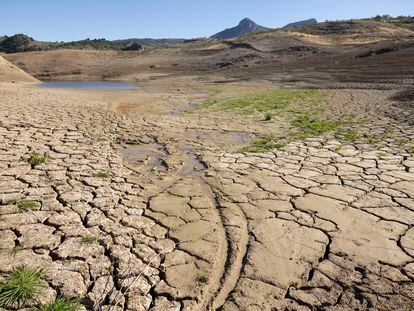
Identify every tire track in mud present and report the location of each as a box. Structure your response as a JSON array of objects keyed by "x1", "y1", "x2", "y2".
[
  {"x1": 210, "y1": 201, "x2": 248, "y2": 311},
  {"x1": 197, "y1": 176, "x2": 249, "y2": 310},
  {"x1": 191, "y1": 175, "x2": 228, "y2": 310},
  {"x1": 178, "y1": 153, "x2": 249, "y2": 310},
  {"x1": 176, "y1": 154, "x2": 229, "y2": 310}
]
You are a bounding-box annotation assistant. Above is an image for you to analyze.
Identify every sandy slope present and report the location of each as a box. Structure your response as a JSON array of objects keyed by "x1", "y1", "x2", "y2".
[{"x1": 0, "y1": 55, "x2": 39, "y2": 83}]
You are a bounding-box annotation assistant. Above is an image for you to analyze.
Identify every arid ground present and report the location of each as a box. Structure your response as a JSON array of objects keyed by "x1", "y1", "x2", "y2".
[{"x1": 1, "y1": 19, "x2": 414, "y2": 311}]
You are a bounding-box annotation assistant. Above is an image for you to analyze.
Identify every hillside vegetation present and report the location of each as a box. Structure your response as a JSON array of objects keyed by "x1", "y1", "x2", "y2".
[{"x1": 0, "y1": 34, "x2": 183, "y2": 53}]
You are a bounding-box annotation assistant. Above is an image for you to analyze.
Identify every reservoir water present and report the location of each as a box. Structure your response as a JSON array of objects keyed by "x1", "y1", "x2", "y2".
[{"x1": 40, "y1": 81, "x2": 137, "y2": 90}]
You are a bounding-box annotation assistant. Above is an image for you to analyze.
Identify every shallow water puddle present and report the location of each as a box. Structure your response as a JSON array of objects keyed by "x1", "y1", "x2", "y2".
[
  {"x1": 40, "y1": 81, "x2": 137, "y2": 90},
  {"x1": 178, "y1": 154, "x2": 208, "y2": 176},
  {"x1": 117, "y1": 141, "x2": 168, "y2": 171}
]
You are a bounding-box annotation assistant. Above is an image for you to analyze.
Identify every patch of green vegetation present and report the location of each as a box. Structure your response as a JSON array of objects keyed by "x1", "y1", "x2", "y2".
[
  {"x1": 344, "y1": 131, "x2": 359, "y2": 141},
  {"x1": 378, "y1": 152, "x2": 388, "y2": 157},
  {"x1": 0, "y1": 266, "x2": 45, "y2": 308},
  {"x1": 196, "y1": 270, "x2": 209, "y2": 284},
  {"x1": 31, "y1": 297, "x2": 82, "y2": 311},
  {"x1": 263, "y1": 112, "x2": 273, "y2": 121},
  {"x1": 59, "y1": 38, "x2": 121, "y2": 50},
  {"x1": 92, "y1": 171, "x2": 110, "y2": 178},
  {"x1": 17, "y1": 200, "x2": 40, "y2": 211},
  {"x1": 290, "y1": 116, "x2": 340, "y2": 139},
  {"x1": 366, "y1": 136, "x2": 380, "y2": 145},
  {"x1": 200, "y1": 89, "x2": 324, "y2": 114},
  {"x1": 27, "y1": 152, "x2": 47, "y2": 166},
  {"x1": 407, "y1": 147, "x2": 414, "y2": 156},
  {"x1": 6, "y1": 199, "x2": 18, "y2": 205},
  {"x1": 335, "y1": 129, "x2": 359, "y2": 142},
  {"x1": 239, "y1": 136, "x2": 285, "y2": 153},
  {"x1": 82, "y1": 235, "x2": 98, "y2": 245}
]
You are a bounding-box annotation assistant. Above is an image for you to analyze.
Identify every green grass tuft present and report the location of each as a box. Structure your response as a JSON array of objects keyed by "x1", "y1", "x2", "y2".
[
  {"x1": 0, "y1": 266, "x2": 46, "y2": 308},
  {"x1": 82, "y1": 235, "x2": 98, "y2": 245},
  {"x1": 27, "y1": 153, "x2": 47, "y2": 166},
  {"x1": 240, "y1": 137, "x2": 285, "y2": 153},
  {"x1": 92, "y1": 171, "x2": 110, "y2": 178},
  {"x1": 31, "y1": 297, "x2": 82, "y2": 311},
  {"x1": 344, "y1": 131, "x2": 359, "y2": 141},
  {"x1": 335, "y1": 130, "x2": 359, "y2": 142},
  {"x1": 6, "y1": 199, "x2": 18, "y2": 205},
  {"x1": 366, "y1": 136, "x2": 379, "y2": 145},
  {"x1": 17, "y1": 200, "x2": 40, "y2": 211},
  {"x1": 290, "y1": 116, "x2": 340, "y2": 139},
  {"x1": 196, "y1": 270, "x2": 209, "y2": 284},
  {"x1": 264, "y1": 112, "x2": 273, "y2": 121}
]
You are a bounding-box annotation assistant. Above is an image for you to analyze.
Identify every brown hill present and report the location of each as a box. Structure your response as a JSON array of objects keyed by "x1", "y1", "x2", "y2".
[
  {"x1": 4, "y1": 18, "x2": 414, "y2": 88},
  {"x1": 0, "y1": 55, "x2": 39, "y2": 82},
  {"x1": 211, "y1": 18, "x2": 269, "y2": 39}
]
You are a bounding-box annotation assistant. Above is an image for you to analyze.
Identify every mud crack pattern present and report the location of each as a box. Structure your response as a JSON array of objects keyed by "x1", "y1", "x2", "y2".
[{"x1": 0, "y1": 85, "x2": 413, "y2": 310}]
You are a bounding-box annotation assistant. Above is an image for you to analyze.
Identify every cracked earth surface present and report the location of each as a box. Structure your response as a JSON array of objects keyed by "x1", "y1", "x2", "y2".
[{"x1": 0, "y1": 84, "x2": 414, "y2": 310}]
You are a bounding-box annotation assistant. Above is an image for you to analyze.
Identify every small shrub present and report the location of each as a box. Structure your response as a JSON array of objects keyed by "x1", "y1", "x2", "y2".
[
  {"x1": 264, "y1": 112, "x2": 272, "y2": 121},
  {"x1": 32, "y1": 297, "x2": 82, "y2": 311},
  {"x1": 92, "y1": 171, "x2": 110, "y2": 178},
  {"x1": 196, "y1": 270, "x2": 209, "y2": 283},
  {"x1": 82, "y1": 235, "x2": 98, "y2": 245},
  {"x1": 27, "y1": 153, "x2": 47, "y2": 166},
  {"x1": 0, "y1": 266, "x2": 45, "y2": 308}
]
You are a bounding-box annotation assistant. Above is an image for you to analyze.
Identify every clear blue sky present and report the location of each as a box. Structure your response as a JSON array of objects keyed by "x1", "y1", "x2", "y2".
[{"x1": 1, "y1": 0, "x2": 413, "y2": 41}]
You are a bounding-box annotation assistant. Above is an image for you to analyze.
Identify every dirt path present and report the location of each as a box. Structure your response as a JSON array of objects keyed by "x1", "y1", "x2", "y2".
[{"x1": 0, "y1": 83, "x2": 413, "y2": 310}]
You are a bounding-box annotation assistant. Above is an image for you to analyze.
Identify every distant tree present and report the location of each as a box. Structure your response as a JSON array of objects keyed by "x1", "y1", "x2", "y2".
[{"x1": 122, "y1": 43, "x2": 144, "y2": 51}]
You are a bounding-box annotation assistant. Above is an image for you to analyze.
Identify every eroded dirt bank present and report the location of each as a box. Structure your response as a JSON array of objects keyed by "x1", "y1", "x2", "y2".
[{"x1": 0, "y1": 82, "x2": 414, "y2": 311}]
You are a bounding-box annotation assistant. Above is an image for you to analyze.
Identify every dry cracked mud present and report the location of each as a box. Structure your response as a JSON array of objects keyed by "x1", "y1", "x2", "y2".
[{"x1": 0, "y1": 83, "x2": 414, "y2": 311}]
